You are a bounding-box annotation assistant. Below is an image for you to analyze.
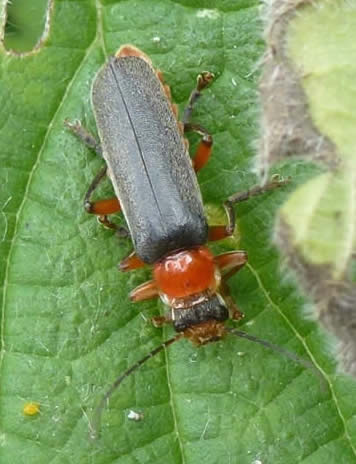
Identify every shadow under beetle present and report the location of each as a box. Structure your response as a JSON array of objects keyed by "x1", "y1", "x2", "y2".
[{"x1": 66, "y1": 44, "x2": 310, "y2": 436}]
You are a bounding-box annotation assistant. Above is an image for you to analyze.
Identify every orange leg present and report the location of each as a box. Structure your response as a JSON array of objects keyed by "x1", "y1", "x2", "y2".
[
  {"x1": 208, "y1": 225, "x2": 232, "y2": 242},
  {"x1": 130, "y1": 280, "x2": 159, "y2": 302},
  {"x1": 119, "y1": 251, "x2": 146, "y2": 272},
  {"x1": 193, "y1": 137, "x2": 213, "y2": 172},
  {"x1": 185, "y1": 123, "x2": 213, "y2": 172},
  {"x1": 83, "y1": 167, "x2": 128, "y2": 237},
  {"x1": 215, "y1": 250, "x2": 248, "y2": 278},
  {"x1": 215, "y1": 251, "x2": 248, "y2": 320},
  {"x1": 94, "y1": 203, "x2": 127, "y2": 237},
  {"x1": 182, "y1": 72, "x2": 214, "y2": 172},
  {"x1": 89, "y1": 197, "x2": 121, "y2": 215},
  {"x1": 65, "y1": 120, "x2": 128, "y2": 237}
]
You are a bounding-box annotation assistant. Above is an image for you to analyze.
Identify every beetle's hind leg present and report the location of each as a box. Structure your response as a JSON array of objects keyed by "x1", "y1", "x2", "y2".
[
  {"x1": 65, "y1": 120, "x2": 129, "y2": 238},
  {"x1": 65, "y1": 120, "x2": 102, "y2": 157},
  {"x1": 84, "y1": 165, "x2": 129, "y2": 238}
]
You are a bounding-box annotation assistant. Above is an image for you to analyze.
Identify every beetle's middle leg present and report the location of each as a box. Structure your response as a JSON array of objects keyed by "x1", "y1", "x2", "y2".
[
  {"x1": 184, "y1": 123, "x2": 213, "y2": 173},
  {"x1": 183, "y1": 72, "x2": 214, "y2": 173},
  {"x1": 65, "y1": 120, "x2": 128, "y2": 237},
  {"x1": 183, "y1": 72, "x2": 214, "y2": 125},
  {"x1": 209, "y1": 176, "x2": 290, "y2": 241},
  {"x1": 83, "y1": 165, "x2": 129, "y2": 238}
]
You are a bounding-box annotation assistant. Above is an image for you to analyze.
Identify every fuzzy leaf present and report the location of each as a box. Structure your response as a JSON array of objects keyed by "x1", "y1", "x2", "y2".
[{"x1": 282, "y1": 0, "x2": 356, "y2": 280}]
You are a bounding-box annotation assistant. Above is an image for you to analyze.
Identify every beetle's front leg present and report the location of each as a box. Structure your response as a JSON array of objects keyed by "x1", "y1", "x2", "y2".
[
  {"x1": 215, "y1": 250, "x2": 248, "y2": 321},
  {"x1": 151, "y1": 313, "x2": 173, "y2": 328}
]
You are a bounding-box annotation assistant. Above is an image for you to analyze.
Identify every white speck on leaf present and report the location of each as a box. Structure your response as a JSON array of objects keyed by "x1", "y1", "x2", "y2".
[
  {"x1": 128, "y1": 410, "x2": 144, "y2": 421},
  {"x1": 196, "y1": 9, "x2": 220, "y2": 20}
]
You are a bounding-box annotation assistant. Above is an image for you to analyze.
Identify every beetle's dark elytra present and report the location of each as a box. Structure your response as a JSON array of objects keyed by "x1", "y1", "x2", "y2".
[{"x1": 92, "y1": 55, "x2": 208, "y2": 264}]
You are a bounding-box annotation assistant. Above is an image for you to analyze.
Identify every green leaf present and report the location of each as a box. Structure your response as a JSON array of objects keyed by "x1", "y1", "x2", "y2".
[{"x1": 1, "y1": 1, "x2": 356, "y2": 463}]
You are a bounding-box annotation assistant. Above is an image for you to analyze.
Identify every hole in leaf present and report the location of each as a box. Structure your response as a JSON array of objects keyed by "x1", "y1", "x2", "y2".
[{"x1": 4, "y1": 0, "x2": 50, "y2": 53}]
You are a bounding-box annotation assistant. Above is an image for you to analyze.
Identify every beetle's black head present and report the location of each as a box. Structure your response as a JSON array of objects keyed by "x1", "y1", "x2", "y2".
[{"x1": 172, "y1": 294, "x2": 229, "y2": 344}]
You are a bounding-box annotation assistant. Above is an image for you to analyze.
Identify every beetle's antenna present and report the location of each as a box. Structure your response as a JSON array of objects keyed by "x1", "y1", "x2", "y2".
[
  {"x1": 90, "y1": 333, "x2": 183, "y2": 439},
  {"x1": 226, "y1": 328, "x2": 325, "y2": 384}
]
